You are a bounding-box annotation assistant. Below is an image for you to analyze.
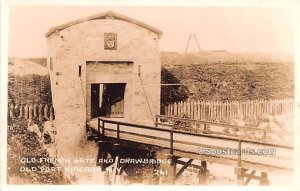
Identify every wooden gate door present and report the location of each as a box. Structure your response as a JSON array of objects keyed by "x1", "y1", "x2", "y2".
[
  {"x1": 91, "y1": 84, "x2": 100, "y2": 118},
  {"x1": 105, "y1": 83, "x2": 126, "y2": 118}
]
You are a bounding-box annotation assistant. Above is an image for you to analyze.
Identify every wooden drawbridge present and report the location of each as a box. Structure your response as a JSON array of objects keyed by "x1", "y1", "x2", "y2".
[{"x1": 87, "y1": 115, "x2": 293, "y2": 185}]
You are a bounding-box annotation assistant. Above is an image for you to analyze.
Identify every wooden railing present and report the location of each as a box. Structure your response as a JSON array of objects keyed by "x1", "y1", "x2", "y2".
[
  {"x1": 94, "y1": 116, "x2": 293, "y2": 183},
  {"x1": 93, "y1": 116, "x2": 294, "y2": 185},
  {"x1": 97, "y1": 117, "x2": 293, "y2": 162},
  {"x1": 155, "y1": 115, "x2": 293, "y2": 148}
]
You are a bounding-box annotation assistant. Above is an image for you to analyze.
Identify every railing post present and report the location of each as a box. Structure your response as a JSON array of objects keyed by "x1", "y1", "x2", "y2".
[
  {"x1": 259, "y1": 172, "x2": 270, "y2": 185},
  {"x1": 102, "y1": 120, "x2": 105, "y2": 140},
  {"x1": 117, "y1": 123, "x2": 120, "y2": 143},
  {"x1": 170, "y1": 130, "x2": 174, "y2": 155},
  {"x1": 155, "y1": 116, "x2": 158, "y2": 127},
  {"x1": 236, "y1": 139, "x2": 244, "y2": 185},
  {"x1": 97, "y1": 140, "x2": 109, "y2": 171},
  {"x1": 112, "y1": 143, "x2": 121, "y2": 185},
  {"x1": 237, "y1": 139, "x2": 242, "y2": 167},
  {"x1": 97, "y1": 118, "x2": 100, "y2": 133},
  {"x1": 157, "y1": 152, "x2": 176, "y2": 185}
]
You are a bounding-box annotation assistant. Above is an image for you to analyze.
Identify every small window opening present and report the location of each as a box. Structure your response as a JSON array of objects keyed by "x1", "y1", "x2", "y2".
[
  {"x1": 79, "y1": 65, "x2": 82, "y2": 77},
  {"x1": 50, "y1": 58, "x2": 53, "y2": 71}
]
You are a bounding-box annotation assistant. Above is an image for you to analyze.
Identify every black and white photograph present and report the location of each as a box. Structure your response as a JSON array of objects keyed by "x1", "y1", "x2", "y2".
[{"x1": 1, "y1": 0, "x2": 299, "y2": 189}]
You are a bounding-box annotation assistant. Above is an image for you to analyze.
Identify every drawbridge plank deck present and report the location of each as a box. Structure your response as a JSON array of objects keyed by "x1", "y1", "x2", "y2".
[{"x1": 88, "y1": 118, "x2": 293, "y2": 174}]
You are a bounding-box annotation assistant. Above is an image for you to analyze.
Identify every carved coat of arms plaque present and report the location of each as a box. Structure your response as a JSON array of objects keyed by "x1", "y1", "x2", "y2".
[{"x1": 104, "y1": 33, "x2": 117, "y2": 50}]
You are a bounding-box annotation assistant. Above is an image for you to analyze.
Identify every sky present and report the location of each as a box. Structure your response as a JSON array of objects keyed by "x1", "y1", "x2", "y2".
[{"x1": 8, "y1": 5, "x2": 295, "y2": 58}]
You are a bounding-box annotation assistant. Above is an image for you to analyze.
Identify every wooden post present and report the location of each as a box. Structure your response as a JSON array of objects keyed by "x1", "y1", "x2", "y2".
[
  {"x1": 38, "y1": 104, "x2": 43, "y2": 122},
  {"x1": 201, "y1": 161, "x2": 207, "y2": 170},
  {"x1": 112, "y1": 143, "x2": 121, "y2": 185},
  {"x1": 95, "y1": 139, "x2": 110, "y2": 185},
  {"x1": 170, "y1": 131, "x2": 174, "y2": 155},
  {"x1": 171, "y1": 103, "x2": 175, "y2": 116},
  {"x1": 197, "y1": 101, "x2": 201, "y2": 120},
  {"x1": 169, "y1": 154, "x2": 176, "y2": 185},
  {"x1": 101, "y1": 120, "x2": 105, "y2": 140},
  {"x1": 186, "y1": 100, "x2": 190, "y2": 118},
  {"x1": 33, "y1": 103, "x2": 38, "y2": 119},
  {"x1": 14, "y1": 103, "x2": 19, "y2": 118},
  {"x1": 236, "y1": 139, "x2": 244, "y2": 185},
  {"x1": 198, "y1": 161, "x2": 210, "y2": 185},
  {"x1": 158, "y1": 153, "x2": 176, "y2": 185},
  {"x1": 179, "y1": 101, "x2": 183, "y2": 116},
  {"x1": 24, "y1": 104, "x2": 29, "y2": 120},
  {"x1": 29, "y1": 104, "x2": 33, "y2": 120},
  {"x1": 9, "y1": 103, "x2": 15, "y2": 119},
  {"x1": 155, "y1": 150, "x2": 177, "y2": 185},
  {"x1": 44, "y1": 104, "x2": 49, "y2": 120},
  {"x1": 97, "y1": 118, "x2": 100, "y2": 133},
  {"x1": 183, "y1": 101, "x2": 186, "y2": 116},
  {"x1": 49, "y1": 105, "x2": 54, "y2": 121},
  {"x1": 96, "y1": 141, "x2": 109, "y2": 171},
  {"x1": 117, "y1": 123, "x2": 120, "y2": 143},
  {"x1": 165, "y1": 106, "x2": 168, "y2": 116},
  {"x1": 18, "y1": 104, "x2": 24, "y2": 118},
  {"x1": 204, "y1": 124, "x2": 210, "y2": 133},
  {"x1": 191, "y1": 101, "x2": 195, "y2": 119},
  {"x1": 237, "y1": 140, "x2": 242, "y2": 167},
  {"x1": 259, "y1": 172, "x2": 270, "y2": 186},
  {"x1": 235, "y1": 167, "x2": 244, "y2": 185}
]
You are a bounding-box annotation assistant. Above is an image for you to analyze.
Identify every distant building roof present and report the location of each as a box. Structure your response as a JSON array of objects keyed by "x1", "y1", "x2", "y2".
[{"x1": 45, "y1": 10, "x2": 163, "y2": 38}]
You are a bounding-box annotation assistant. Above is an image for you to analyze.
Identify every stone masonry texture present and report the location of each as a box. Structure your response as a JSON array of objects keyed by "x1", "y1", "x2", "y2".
[{"x1": 47, "y1": 17, "x2": 161, "y2": 156}]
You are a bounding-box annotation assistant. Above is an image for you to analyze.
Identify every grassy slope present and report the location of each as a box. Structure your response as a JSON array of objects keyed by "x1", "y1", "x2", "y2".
[
  {"x1": 8, "y1": 58, "x2": 52, "y2": 104},
  {"x1": 161, "y1": 51, "x2": 294, "y2": 102}
]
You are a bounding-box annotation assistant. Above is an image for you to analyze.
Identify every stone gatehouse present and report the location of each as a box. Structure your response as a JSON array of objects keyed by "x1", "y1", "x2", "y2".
[{"x1": 45, "y1": 11, "x2": 162, "y2": 153}]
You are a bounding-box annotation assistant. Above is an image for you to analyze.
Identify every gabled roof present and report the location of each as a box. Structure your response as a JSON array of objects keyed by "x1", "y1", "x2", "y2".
[{"x1": 45, "y1": 11, "x2": 163, "y2": 38}]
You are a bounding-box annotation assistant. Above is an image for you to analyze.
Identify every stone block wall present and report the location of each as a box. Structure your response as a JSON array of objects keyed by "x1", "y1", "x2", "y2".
[{"x1": 47, "y1": 18, "x2": 161, "y2": 156}]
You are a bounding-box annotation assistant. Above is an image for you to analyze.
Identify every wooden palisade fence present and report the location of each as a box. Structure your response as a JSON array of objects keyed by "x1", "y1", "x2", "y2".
[
  {"x1": 164, "y1": 98, "x2": 294, "y2": 123},
  {"x1": 8, "y1": 102, "x2": 55, "y2": 122}
]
